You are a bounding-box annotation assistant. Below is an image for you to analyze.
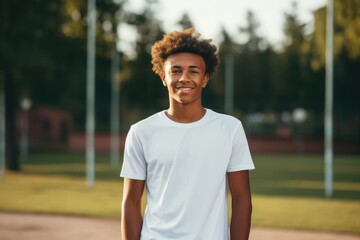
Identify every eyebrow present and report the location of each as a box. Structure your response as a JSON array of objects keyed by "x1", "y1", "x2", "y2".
[{"x1": 171, "y1": 65, "x2": 200, "y2": 69}]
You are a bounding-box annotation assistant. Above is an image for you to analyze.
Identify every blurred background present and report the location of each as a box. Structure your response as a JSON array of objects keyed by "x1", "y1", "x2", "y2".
[
  {"x1": 1, "y1": 0, "x2": 359, "y2": 168},
  {"x1": 0, "y1": 0, "x2": 359, "y2": 236}
]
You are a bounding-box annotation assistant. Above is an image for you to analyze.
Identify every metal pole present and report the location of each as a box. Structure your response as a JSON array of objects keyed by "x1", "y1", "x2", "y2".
[
  {"x1": 19, "y1": 98, "x2": 31, "y2": 163},
  {"x1": 324, "y1": 0, "x2": 334, "y2": 198},
  {"x1": 0, "y1": 92, "x2": 5, "y2": 179},
  {"x1": 110, "y1": 45, "x2": 120, "y2": 166},
  {"x1": 86, "y1": 0, "x2": 96, "y2": 189},
  {"x1": 225, "y1": 55, "x2": 234, "y2": 115},
  {"x1": 19, "y1": 109, "x2": 29, "y2": 162}
]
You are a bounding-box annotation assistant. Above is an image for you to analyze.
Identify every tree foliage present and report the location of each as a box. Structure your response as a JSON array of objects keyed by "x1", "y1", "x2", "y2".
[
  {"x1": 1, "y1": 0, "x2": 359, "y2": 170},
  {"x1": 0, "y1": 0, "x2": 125, "y2": 170},
  {"x1": 177, "y1": 13, "x2": 195, "y2": 30},
  {"x1": 120, "y1": 4, "x2": 165, "y2": 112},
  {"x1": 309, "y1": 0, "x2": 360, "y2": 113}
]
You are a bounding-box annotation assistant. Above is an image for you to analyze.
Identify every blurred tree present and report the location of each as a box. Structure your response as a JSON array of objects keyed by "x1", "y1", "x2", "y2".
[
  {"x1": 177, "y1": 13, "x2": 195, "y2": 30},
  {"x1": 49, "y1": 0, "x2": 126, "y2": 132},
  {"x1": 202, "y1": 27, "x2": 238, "y2": 111},
  {"x1": 213, "y1": 27, "x2": 240, "y2": 111},
  {"x1": 310, "y1": 0, "x2": 360, "y2": 69},
  {"x1": 234, "y1": 10, "x2": 272, "y2": 113},
  {"x1": 1, "y1": 0, "x2": 358, "y2": 154},
  {"x1": 279, "y1": 1, "x2": 309, "y2": 108},
  {"x1": 0, "y1": 0, "x2": 125, "y2": 170},
  {"x1": 0, "y1": 0, "x2": 64, "y2": 171},
  {"x1": 239, "y1": 10, "x2": 264, "y2": 52},
  {"x1": 309, "y1": 0, "x2": 360, "y2": 140},
  {"x1": 121, "y1": 3, "x2": 165, "y2": 112}
]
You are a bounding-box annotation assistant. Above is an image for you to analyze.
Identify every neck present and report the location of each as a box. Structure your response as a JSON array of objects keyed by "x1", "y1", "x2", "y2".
[{"x1": 165, "y1": 103, "x2": 206, "y2": 123}]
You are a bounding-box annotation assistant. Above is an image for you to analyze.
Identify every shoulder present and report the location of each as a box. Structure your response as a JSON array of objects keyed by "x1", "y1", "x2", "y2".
[
  {"x1": 130, "y1": 111, "x2": 165, "y2": 133},
  {"x1": 206, "y1": 109, "x2": 247, "y2": 139},
  {"x1": 207, "y1": 109, "x2": 243, "y2": 128}
]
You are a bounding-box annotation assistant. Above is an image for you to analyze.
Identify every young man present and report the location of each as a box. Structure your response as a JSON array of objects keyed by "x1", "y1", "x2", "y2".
[{"x1": 120, "y1": 28, "x2": 255, "y2": 240}]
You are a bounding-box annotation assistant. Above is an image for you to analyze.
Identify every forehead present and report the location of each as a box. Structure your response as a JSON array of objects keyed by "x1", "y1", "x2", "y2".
[{"x1": 164, "y1": 52, "x2": 205, "y2": 69}]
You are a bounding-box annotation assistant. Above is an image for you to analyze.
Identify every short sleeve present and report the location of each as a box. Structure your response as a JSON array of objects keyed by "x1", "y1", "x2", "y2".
[
  {"x1": 120, "y1": 126, "x2": 147, "y2": 180},
  {"x1": 227, "y1": 122, "x2": 255, "y2": 172}
]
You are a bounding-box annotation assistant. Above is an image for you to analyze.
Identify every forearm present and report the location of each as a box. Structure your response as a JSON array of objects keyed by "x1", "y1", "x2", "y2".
[
  {"x1": 121, "y1": 201, "x2": 143, "y2": 240},
  {"x1": 230, "y1": 198, "x2": 252, "y2": 240}
]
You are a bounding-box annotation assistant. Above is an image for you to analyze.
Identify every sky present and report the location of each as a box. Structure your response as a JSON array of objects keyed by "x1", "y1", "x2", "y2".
[{"x1": 122, "y1": 0, "x2": 327, "y2": 51}]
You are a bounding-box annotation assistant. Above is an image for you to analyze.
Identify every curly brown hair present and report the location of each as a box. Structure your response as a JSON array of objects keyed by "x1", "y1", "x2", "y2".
[{"x1": 151, "y1": 28, "x2": 220, "y2": 78}]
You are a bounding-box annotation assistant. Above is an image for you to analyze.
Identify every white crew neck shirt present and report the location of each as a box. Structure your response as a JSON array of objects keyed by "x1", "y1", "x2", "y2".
[{"x1": 121, "y1": 109, "x2": 255, "y2": 240}]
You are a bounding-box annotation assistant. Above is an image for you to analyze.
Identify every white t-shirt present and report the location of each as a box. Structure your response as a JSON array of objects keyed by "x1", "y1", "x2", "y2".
[{"x1": 120, "y1": 109, "x2": 255, "y2": 240}]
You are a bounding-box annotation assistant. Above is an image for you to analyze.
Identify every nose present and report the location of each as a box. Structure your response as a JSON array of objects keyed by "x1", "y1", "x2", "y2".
[{"x1": 179, "y1": 72, "x2": 190, "y2": 82}]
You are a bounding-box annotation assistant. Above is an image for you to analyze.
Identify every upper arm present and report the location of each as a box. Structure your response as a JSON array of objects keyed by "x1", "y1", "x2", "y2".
[
  {"x1": 121, "y1": 179, "x2": 145, "y2": 239},
  {"x1": 122, "y1": 178, "x2": 145, "y2": 205},
  {"x1": 227, "y1": 123, "x2": 255, "y2": 173},
  {"x1": 121, "y1": 126, "x2": 147, "y2": 180},
  {"x1": 227, "y1": 171, "x2": 252, "y2": 239},
  {"x1": 227, "y1": 170, "x2": 251, "y2": 200}
]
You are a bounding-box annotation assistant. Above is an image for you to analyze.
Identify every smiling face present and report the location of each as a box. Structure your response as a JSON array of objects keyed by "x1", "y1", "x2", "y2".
[{"x1": 162, "y1": 52, "x2": 209, "y2": 108}]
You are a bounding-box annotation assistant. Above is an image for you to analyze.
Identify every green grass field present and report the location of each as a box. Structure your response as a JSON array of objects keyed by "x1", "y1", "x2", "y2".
[{"x1": 0, "y1": 153, "x2": 359, "y2": 234}]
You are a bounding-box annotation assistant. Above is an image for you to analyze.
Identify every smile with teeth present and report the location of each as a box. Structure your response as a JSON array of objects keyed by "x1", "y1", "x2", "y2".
[
  {"x1": 175, "y1": 86, "x2": 194, "y2": 90},
  {"x1": 176, "y1": 86, "x2": 194, "y2": 91},
  {"x1": 177, "y1": 87, "x2": 192, "y2": 90}
]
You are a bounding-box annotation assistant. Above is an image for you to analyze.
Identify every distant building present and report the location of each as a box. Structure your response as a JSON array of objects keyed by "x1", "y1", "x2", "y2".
[{"x1": 17, "y1": 106, "x2": 72, "y2": 151}]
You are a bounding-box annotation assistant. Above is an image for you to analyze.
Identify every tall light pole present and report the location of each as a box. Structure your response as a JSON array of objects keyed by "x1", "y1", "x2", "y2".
[
  {"x1": 86, "y1": 0, "x2": 96, "y2": 189},
  {"x1": 20, "y1": 97, "x2": 32, "y2": 162},
  {"x1": 324, "y1": 0, "x2": 334, "y2": 198},
  {"x1": 0, "y1": 91, "x2": 5, "y2": 179},
  {"x1": 110, "y1": 44, "x2": 120, "y2": 166}
]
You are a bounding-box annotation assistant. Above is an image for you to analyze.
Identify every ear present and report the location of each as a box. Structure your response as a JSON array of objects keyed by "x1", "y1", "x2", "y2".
[
  {"x1": 202, "y1": 74, "x2": 210, "y2": 88},
  {"x1": 161, "y1": 74, "x2": 167, "y2": 86}
]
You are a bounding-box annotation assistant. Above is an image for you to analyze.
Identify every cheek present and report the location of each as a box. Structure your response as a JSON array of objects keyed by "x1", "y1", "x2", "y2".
[
  {"x1": 162, "y1": 75, "x2": 171, "y2": 86},
  {"x1": 164, "y1": 75, "x2": 177, "y2": 86}
]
